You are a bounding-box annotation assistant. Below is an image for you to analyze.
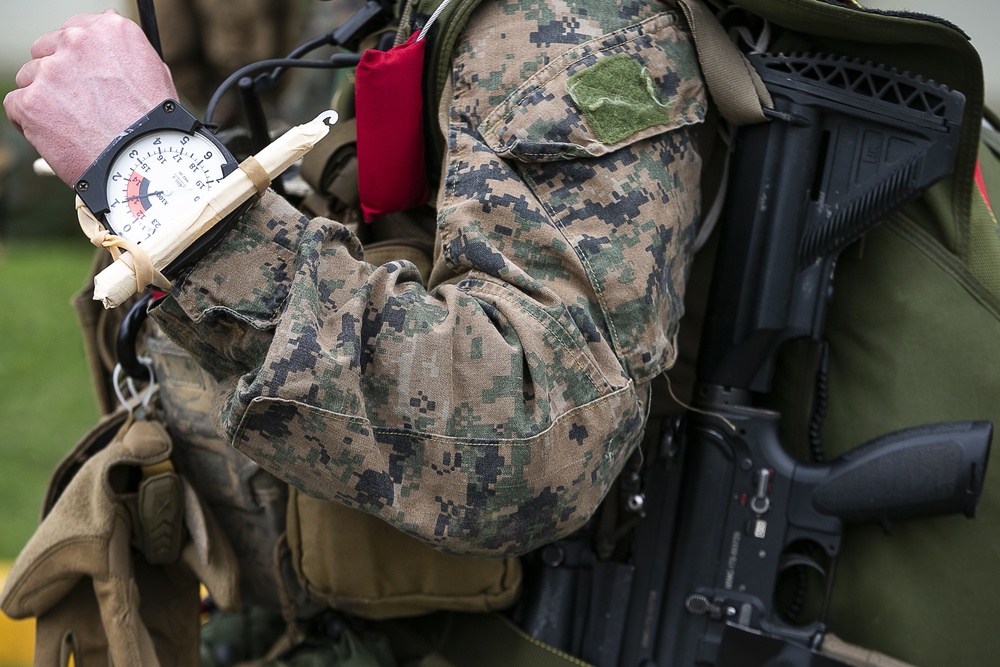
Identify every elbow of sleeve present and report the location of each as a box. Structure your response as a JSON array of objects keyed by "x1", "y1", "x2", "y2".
[
  {"x1": 369, "y1": 384, "x2": 648, "y2": 557},
  {"x1": 227, "y1": 384, "x2": 647, "y2": 558}
]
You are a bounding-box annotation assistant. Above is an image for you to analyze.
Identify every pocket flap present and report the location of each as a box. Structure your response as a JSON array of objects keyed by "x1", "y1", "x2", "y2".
[{"x1": 478, "y1": 12, "x2": 706, "y2": 162}]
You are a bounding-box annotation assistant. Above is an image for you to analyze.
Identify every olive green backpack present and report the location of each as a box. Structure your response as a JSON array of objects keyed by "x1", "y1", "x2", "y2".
[{"x1": 724, "y1": 2, "x2": 999, "y2": 666}]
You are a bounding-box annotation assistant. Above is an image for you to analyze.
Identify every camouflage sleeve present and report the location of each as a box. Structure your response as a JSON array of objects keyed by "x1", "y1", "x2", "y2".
[{"x1": 151, "y1": 0, "x2": 706, "y2": 557}]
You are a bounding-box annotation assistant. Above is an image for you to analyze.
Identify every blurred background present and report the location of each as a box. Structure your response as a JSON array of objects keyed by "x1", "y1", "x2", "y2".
[
  {"x1": 0, "y1": 4, "x2": 133, "y2": 664},
  {"x1": 0, "y1": 0, "x2": 996, "y2": 664},
  {"x1": 0, "y1": 1, "x2": 356, "y2": 663}
]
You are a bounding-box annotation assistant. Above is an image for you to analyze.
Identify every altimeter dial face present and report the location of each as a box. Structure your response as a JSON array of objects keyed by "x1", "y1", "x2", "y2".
[{"x1": 103, "y1": 129, "x2": 230, "y2": 244}]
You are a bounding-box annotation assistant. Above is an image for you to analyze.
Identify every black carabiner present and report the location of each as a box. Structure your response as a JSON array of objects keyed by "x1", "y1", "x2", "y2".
[{"x1": 116, "y1": 292, "x2": 154, "y2": 380}]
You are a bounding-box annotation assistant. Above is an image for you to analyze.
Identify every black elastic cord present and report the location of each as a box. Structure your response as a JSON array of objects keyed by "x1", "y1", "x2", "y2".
[
  {"x1": 204, "y1": 54, "x2": 362, "y2": 126},
  {"x1": 135, "y1": 0, "x2": 164, "y2": 60}
]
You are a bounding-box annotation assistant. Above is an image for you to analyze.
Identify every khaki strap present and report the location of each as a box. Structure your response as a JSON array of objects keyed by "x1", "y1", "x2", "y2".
[
  {"x1": 821, "y1": 633, "x2": 920, "y2": 667},
  {"x1": 300, "y1": 117, "x2": 360, "y2": 206},
  {"x1": 450, "y1": 613, "x2": 591, "y2": 666},
  {"x1": 676, "y1": 0, "x2": 773, "y2": 125},
  {"x1": 141, "y1": 458, "x2": 175, "y2": 479},
  {"x1": 412, "y1": 612, "x2": 592, "y2": 667},
  {"x1": 433, "y1": 617, "x2": 917, "y2": 667}
]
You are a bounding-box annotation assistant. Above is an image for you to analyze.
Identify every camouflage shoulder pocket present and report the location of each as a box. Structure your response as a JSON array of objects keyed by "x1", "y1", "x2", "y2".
[
  {"x1": 473, "y1": 10, "x2": 707, "y2": 383},
  {"x1": 478, "y1": 11, "x2": 706, "y2": 163}
]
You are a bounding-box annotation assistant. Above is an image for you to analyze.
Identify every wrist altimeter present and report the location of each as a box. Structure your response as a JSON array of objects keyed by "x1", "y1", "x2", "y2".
[{"x1": 75, "y1": 99, "x2": 246, "y2": 275}]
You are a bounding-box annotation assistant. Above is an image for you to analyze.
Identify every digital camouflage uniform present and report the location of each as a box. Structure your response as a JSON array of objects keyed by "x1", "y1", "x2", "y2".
[{"x1": 150, "y1": 0, "x2": 706, "y2": 558}]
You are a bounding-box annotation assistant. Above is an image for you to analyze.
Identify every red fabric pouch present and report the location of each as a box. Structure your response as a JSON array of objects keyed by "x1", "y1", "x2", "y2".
[{"x1": 354, "y1": 33, "x2": 431, "y2": 222}]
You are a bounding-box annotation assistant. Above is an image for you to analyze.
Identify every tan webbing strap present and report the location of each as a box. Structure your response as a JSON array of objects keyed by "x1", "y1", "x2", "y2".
[
  {"x1": 821, "y1": 633, "x2": 920, "y2": 667},
  {"x1": 300, "y1": 117, "x2": 360, "y2": 207},
  {"x1": 429, "y1": 616, "x2": 918, "y2": 667},
  {"x1": 675, "y1": 0, "x2": 773, "y2": 126},
  {"x1": 428, "y1": 612, "x2": 593, "y2": 667}
]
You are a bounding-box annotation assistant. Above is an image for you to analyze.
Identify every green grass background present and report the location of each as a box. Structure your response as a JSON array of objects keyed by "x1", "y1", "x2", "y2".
[
  {"x1": 0, "y1": 240, "x2": 98, "y2": 559},
  {"x1": 0, "y1": 73, "x2": 97, "y2": 667},
  {"x1": 0, "y1": 67, "x2": 103, "y2": 561}
]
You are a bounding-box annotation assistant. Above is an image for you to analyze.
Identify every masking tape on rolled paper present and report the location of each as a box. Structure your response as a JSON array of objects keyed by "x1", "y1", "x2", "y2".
[
  {"x1": 93, "y1": 110, "x2": 338, "y2": 308},
  {"x1": 33, "y1": 158, "x2": 55, "y2": 177}
]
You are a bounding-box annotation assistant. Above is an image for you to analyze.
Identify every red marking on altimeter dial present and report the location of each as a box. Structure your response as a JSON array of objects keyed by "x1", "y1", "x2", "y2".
[{"x1": 126, "y1": 171, "x2": 151, "y2": 218}]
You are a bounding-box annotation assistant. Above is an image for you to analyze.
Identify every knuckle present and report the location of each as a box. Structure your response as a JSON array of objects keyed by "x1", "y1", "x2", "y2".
[
  {"x1": 61, "y1": 26, "x2": 87, "y2": 50},
  {"x1": 3, "y1": 90, "x2": 18, "y2": 115},
  {"x1": 16, "y1": 86, "x2": 36, "y2": 114},
  {"x1": 102, "y1": 12, "x2": 136, "y2": 35},
  {"x1": 29, "y1": 34, "x2": 51, "y2": 58},
  {"x1": 20, "y1": 58, "x2": 53, "y2": 90},
  {"x1": 13, "y1": 65, "x2": 30, "y2": 88}
]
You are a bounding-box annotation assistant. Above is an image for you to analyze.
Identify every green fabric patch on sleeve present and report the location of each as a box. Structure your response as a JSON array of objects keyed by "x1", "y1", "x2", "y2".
[{"x1": 566, "y1": 54, "x2": 674, "y2": 145}]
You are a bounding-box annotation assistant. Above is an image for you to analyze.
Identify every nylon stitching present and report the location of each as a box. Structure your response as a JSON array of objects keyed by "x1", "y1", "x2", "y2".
[{"x1": 236, "y1": 384, "x2": 636, "y2": 448}]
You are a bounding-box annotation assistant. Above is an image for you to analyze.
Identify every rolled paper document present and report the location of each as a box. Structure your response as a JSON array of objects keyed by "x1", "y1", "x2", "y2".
[
  {"x1": 33, "y1": 158, "x2": 55, "y2": 177},
  {"x1": 92, "y1": 110, "x2": 339, "y2": 308}
]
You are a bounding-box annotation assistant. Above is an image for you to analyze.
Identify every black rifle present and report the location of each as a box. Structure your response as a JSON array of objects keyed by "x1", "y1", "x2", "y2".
[{"x1": 513, "y1": 53, "x2": 991, "y2": 666}]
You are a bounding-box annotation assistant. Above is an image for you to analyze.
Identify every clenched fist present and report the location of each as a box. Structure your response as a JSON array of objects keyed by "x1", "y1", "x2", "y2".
[{"x1": 4, "y1": 10, "x2": 178, "y2": 186}]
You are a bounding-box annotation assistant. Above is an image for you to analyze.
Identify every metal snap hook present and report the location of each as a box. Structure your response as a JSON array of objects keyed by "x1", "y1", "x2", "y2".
[{"x1": 113, "y1": 359, "x2": 156, "y2": 415}]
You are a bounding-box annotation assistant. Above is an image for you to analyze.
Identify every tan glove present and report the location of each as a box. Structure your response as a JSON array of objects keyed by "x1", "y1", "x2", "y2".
[{"x1": 0, "y1": 412, "x2": 240, "y2": 666}]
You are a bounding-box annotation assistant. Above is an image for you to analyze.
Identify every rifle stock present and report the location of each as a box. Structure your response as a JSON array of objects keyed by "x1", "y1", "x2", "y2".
[
  {"x1": 633, "y1": 53, "x2": 987, "y2": 666},
  {"x1": 698, "y1": 54, "x2": 966, "y2": 393},
  {"x1": 512, "y1": 53, "x2": 991, "y2": 667}
]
